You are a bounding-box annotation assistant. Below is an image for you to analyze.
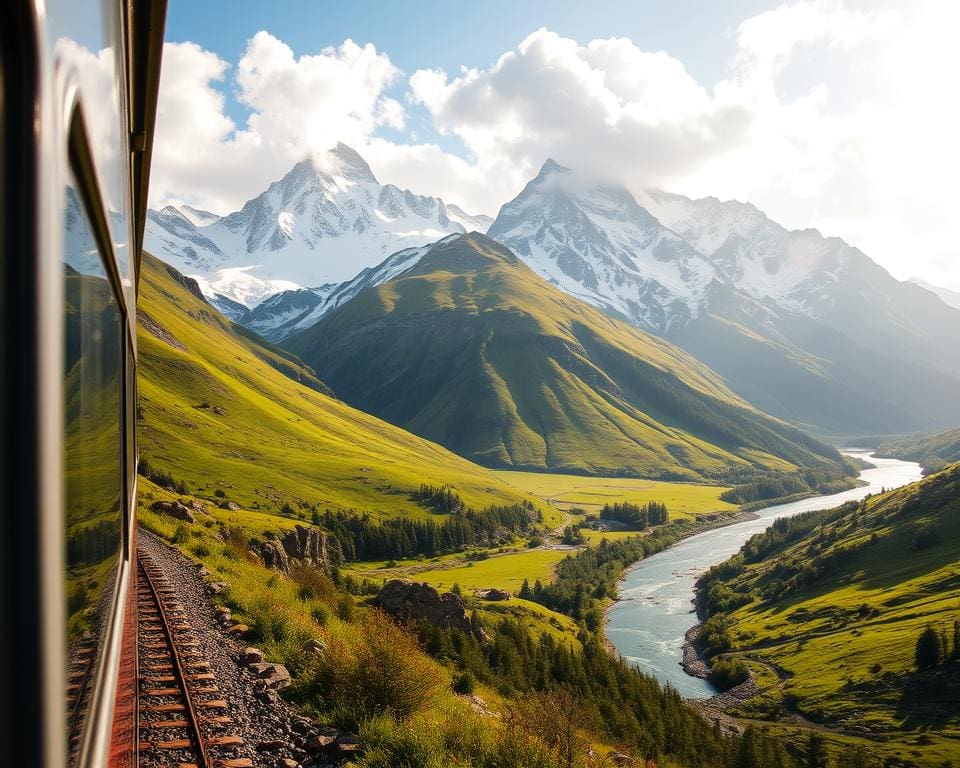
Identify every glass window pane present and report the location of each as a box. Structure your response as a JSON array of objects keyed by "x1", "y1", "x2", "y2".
[{"x1": 63, "y1": 172, "x2": 124, "y2": 765}]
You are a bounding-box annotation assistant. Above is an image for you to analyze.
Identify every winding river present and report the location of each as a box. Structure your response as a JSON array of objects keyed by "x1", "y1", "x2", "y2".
[{"x1": 605, "y1": 451, "x2": 922, "y2": 698}]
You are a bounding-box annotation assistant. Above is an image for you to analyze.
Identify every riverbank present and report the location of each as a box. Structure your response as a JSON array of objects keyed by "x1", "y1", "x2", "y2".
[{"x1": 604, "y1": 452, "x2": 922, "y2": 700}]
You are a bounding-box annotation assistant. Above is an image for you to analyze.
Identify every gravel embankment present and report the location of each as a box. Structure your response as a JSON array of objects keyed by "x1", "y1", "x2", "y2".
[{"x1": 138, "y1": 529, "x2": 345, "y2": 768}]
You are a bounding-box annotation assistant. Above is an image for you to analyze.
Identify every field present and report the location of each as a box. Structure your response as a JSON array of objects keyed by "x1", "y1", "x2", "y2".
[{"x1": 495, "y1": 470, "x2": 735, "y2": 520}]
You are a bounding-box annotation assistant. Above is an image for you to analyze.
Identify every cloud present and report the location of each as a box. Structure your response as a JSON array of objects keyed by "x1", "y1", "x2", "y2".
[
  {"x1": 149, "y1": 33, "x2": 402, "y2": 213},
  {"x1": 145, "y1": 3, "x2": 959, "y2": 290}
]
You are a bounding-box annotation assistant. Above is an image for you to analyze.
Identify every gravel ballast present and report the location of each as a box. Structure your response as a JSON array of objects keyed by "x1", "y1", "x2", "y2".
[{"x1": 137, "y1": 528, "x2": 343, "y2": 767}]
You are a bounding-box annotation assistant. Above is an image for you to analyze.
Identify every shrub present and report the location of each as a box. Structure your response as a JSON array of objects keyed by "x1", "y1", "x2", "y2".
[
  {"x1": 709, "y1": 658, "x2": 749, "y2": 690},
  {"x1": 171, "y1": 524, "x2": 190, "y2": 544},
  {"x1": 214, "y1": 489, "x2": 226, "y2": 498},
  {"x1": 452, "y1": 671, "x2": 476, "y2": 695},
  {"x1": 335, "y1": 593, "x2": 356, "y2": 622},
  {"x1": 297, "y1": 611, "x2": 442, "y2": 725},
  {"x1": 290, "y1": 564, "x2": 336, "y2": 603},
  {"x1": 191, "y1": 543, "x2": 210, "y2": 557}
]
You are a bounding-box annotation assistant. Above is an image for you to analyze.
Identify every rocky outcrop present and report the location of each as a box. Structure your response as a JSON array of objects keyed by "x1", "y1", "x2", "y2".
[
  {"x1": 254, "y1": 525, "x2": 340, "y2": 573},
  {"x1": 371, "y1": 580, "x2": 473, "y2": 633},
  {"x1": 151, "y1": 499, "x2": 196, "y2": 523},
  {"x1": 477, "y1": 588, "x2": 510, "y2": 601}
]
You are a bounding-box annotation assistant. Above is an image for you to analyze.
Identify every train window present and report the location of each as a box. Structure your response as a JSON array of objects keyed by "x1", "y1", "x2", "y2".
[{"x1": 63, "y1": 166, "x2": 124, "y2": 764}]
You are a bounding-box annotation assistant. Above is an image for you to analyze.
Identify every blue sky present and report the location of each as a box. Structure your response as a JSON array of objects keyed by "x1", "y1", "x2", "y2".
[{"x1": 152, "y1": 1, "x2": 960, "y2": 290}]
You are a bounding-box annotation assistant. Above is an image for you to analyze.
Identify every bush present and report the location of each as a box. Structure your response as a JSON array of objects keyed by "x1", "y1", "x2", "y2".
[
  {"x1": 214, "y1": 488, "x2": 226, "y2": 498},
  {"x1": 171, "y1": 524, "x2": 190, "y2": 544},
  {"x1": 452, "y1": 671, "x2": 476, "y2": 695},
  {"x1": 710, "y1": 658, "x2": 749, "y2": 690},
  {"x1": 295, "y1": 611, "x2": 442, "y2": 725},
  {"x1": 290, "y1": 564, "x2": 337, "y2": 603}
]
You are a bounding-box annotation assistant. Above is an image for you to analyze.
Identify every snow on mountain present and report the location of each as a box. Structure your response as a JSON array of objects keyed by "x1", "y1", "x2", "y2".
[
  {"x1": 487, "y1": 160, "x2": 715, "y2": 333},
  {"x1": 179, "y1": 205, "x2": 221, "y2": 227},
  {"x1": 280, "y1": 235, "x2": 461, "y2": 342},
  {"x1": 908, "y1": 276, "x2": 960, "y2": 310},
  {"x1": 240, "y1": 286, "x2": 336, "y2": 341},
  {"x1": 644, "y1": 190, "x2": 858, "y2": 318},
  {"x1": 190, "y1": 267, "x2": 303, "y2": 311},
  {"x1": 445, "y1": 204, "x2": 493, "y2": 233},
  {"x1": 144, "y1": 143, "x2": 479, "y2": 307}
]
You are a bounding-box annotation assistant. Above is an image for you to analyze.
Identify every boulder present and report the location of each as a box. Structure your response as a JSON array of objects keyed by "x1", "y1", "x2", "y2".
[
  {"x1": 259, "y1": 539, "x2": 290, "y2": 571},
  {"x1": 478, "y1": 588, "x2": 510, "y2": 601},
  {"x1": 227, "y1": 623, "x2": 250, "y2": 638},
  {"x1": 303, "y1": 638, "x2": 325, "y2": 655},
  {"x1": 181, "y1": 498, "x2": 208, "y2": 515},
  {"x1": 150, "y1": 500, "x2": 195, "y2": 523},
  {"x1": 241, "y1": 647, "x2": 264, "y2": 666},
  {"x1": 249, "y1": 662, "x2": 291, "y2": 690},
  {"x1": 371, "y1": 580, "x2": 473, "y2": 634}
]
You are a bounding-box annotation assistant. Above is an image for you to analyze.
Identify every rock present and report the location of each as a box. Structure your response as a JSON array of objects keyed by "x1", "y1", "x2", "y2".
[
  {"x1": 207, "y1": 581, "x2": 228, "y2": 595},
  {"x1": 223, "y1": 500, "x2": 240, "y2": 511},
  {"x1": 241, "y1": 647, "x2": 264, "y2": 666},
  {"x1": 291, "y1": 716, "x2": 314, "y2": 736},
  {"x1": 227, "y1": 623, "x2": 250, "y2": 638},
  {"x1": 276, "y1": 760, "x2": 298, "y2": 768},
  {"x1": 306, "y1": 733, "x2": 337, "y2": 753},
  {"x1": 303, "y1": 638, "x2": 325, "y2": 655},
  {"x1": 477, "y1": 588, "x2": 511, "y2": 601},
  {"x1": 259, "y1": 539, "x2": 290, "y2": 571},
  {"x1": 335, "y1": 733, "x2": 360, "y2": 756},
  {"x1": 197, "y1": 565, "x2": 210, "y2": 578},
  {"x1": 250, "y1": 662, "x2": 291, "y2": 690},
  {"x1": 181, "y1": 497, "x2": 208, "y2": 515},
  {"x1": 372, "y1": 580, "x2": 475, "y2": 634},
  {"x1": 609, "y1": 752, "x2": 635, "y2": 766},
  {"x1": 257, "y1": 739, "x2": 286, "y2": 752},
  {"x1": 254, "y1": 525, "x2": 341, "y2": 573},
  {"x1": 150, "y1": 500, "x2": 195, "y2": 523}
]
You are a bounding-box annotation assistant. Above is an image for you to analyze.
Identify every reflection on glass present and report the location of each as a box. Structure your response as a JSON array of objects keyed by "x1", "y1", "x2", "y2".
[{"x1": 63, "y1": 176, "x2": 123, "y2": 765}]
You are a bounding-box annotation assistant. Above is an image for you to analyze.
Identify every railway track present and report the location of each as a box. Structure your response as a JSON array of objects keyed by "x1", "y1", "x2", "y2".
[{"x1": 136, "y1": 549, "x2": 252, "y2": 768}]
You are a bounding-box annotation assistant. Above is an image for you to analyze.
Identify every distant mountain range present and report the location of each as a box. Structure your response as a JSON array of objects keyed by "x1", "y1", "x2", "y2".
[
  {"x1": 139, "y1": 145, "x2": 960, "y2": 438},
  {"x1": 286, "y1": 232, "x2": 850, "y2": 482},
  {"x1": 908, "y1": 276, "x2": 960, "y2": 310},
  {"x1": 144, "y1": 143, "x2": 491, "y2": 309}
]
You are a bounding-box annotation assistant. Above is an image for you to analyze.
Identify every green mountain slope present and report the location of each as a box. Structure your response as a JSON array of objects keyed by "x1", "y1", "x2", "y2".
[
  {"x1": 286, "y1": 233, "x2": 850, "y2": 483},
  {"x1": 137, "y1": 252, "x2": 537, "y2": 518},
  {"x1": 699, "y1": 465, "x2": 960, "y2": 764},
  {"x1": 878, "y1": 427, "x2": 960, "y2": 475},
  {"x1": 672, "y1": 284, "x2": 960, "y2": 440}
]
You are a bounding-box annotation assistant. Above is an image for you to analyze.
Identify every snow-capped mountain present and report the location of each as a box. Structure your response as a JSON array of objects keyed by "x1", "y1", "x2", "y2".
[
  {"x1": 909, "y1": 276, "x2": 960, "y2": 310},
  {"x1": 487, "y1": 160, "x2": 714, "y2": 333},
  {"x1": 144, "y1": 143, "x2": 487, "y2": 309},
  {"x1": 445, "y1": 204, "x2": 493, "y2": 233},
  {"x1": 478, "y1": 159, "x2": 960, "y2": 436}
]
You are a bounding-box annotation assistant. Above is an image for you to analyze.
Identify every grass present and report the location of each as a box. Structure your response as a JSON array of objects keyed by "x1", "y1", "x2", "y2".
[
  {"x1": 137, "y1": 252, "x2": 542, "y2": 521},
  {"x1": 701, "y1": 464, "x2": 960, "y2": 765},
  {"x1": 494, "y1": 470, "x2": 735, "y2": 520},
  {"x1": 404, "y1": 548, "x2": 573, "y2": 593},
  {"x1": 286, "y1": 233, "x2": 849, "y2": 482}
]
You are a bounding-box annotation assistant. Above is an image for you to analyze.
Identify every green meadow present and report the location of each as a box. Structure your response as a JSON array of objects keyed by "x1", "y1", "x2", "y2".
[{"x1": 495, "y1": 469, "x2": 736, "y2": 519}]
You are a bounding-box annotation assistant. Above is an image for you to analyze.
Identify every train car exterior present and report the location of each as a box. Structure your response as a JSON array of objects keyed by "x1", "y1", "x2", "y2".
[{"x1": 1, "y1": 1, "x2": 166, "y2": 766}]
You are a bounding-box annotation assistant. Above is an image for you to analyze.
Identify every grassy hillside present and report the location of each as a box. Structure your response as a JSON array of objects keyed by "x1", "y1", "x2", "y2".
[
  {"x1": 698, "y1": 464, "x2": 960, "y2": 765},
  {"x1": 287, "y1": 233, "x2": 850, "y2": 484},
  {"x1": 136, "y1": 252, "x2": 538, "y2": 519},
  {"x1": 878, "y1": 427, "x2": 960, "y2": 474}
]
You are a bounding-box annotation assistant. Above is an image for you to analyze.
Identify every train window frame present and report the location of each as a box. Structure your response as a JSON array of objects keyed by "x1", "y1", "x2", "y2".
[{"x1": 63, "y1": 100, "x2": 134, "y2": 768}]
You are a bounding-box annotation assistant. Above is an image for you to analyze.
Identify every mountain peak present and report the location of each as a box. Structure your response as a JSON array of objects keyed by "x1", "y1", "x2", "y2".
[
  {"x1": 325, "y1": 142, "x2": 378, "y2": 184},
  {"x1": 537, "y1": 158, "x2": 570, "y2": 179}
]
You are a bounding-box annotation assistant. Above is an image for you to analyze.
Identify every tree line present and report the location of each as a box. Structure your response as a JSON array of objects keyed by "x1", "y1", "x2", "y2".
[
  {"x1": 599, "y1": 500, "x2": 667, "y2": 528},
  {"x1": 311, "y1": 501, "x2": 539, "y2": 561}
]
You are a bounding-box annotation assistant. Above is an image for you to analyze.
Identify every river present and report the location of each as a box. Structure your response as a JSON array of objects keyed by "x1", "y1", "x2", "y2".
[{"x1": 604, "y1": 451, "x2": 922, "y2": 698}]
